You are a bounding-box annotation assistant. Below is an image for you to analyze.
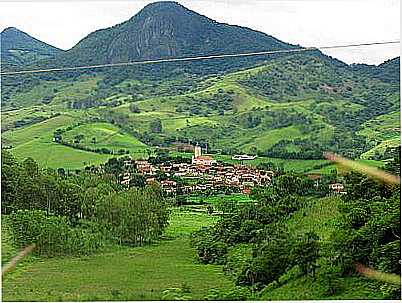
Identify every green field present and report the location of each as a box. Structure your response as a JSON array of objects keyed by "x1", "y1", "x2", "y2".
[
  {"x1": 186, "y1": 193, "x2": 254, "y2": 205},
  {"x1": 2, "y1": 115, "x2": 117, "y2": 169},
  {"x1": 241, "y1": 125, "x2": 306, "y2": 151},
  {"x1": 358, "y1": 111, "x2": 400, "y2": 159},
  {"x1": 62, "y1": 122, "x2": 148, "y2": 155},
  {"x1": 2, "y1": 209, "x2": 233, "y2": 301}
]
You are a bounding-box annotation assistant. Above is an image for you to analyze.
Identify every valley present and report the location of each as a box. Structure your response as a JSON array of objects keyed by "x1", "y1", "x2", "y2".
[{"x1": 1, "y1": 1, "x2": 400, "y2": 301}]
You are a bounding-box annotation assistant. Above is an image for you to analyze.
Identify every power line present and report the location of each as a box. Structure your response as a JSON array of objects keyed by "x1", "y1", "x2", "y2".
[{"x1": 0, "y1": 40, "x2": 399, "y2": 76}]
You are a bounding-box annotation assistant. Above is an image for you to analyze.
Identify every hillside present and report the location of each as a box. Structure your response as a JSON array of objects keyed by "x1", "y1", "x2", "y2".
[
  {"x1": 0, "y1": 27, "x2": 62, "y2": 67},
  {"x1": 1, "y1": 2, "x2": 400, "y2": 167},
  {"x1": 351, "y1": 57, "x2": 400, "y2": 84},
  {"x1": 2, "y1": 53, "x2": 399, "y2": 167},
  {"x1": 49, "y1": 1, "x2": 294, "y2": 67}
]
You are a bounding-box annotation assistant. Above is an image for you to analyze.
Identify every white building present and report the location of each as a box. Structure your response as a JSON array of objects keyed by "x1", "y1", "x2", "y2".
[{"x1": 191, "y1": 144, "x2": 217, "y2": 166}]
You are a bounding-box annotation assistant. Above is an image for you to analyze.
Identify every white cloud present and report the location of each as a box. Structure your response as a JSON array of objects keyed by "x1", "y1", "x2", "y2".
[{"x1": 0, "y1": 0, "x2": 399, "y2": 64}]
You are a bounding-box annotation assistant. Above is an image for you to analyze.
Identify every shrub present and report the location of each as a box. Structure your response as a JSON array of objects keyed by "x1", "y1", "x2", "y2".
[
  {"x1": 191, "y1": 228, "x2": 228, "y2": 264},
  {"x1": 9, "y1": 210, "x2": 104, "y2": 257}
]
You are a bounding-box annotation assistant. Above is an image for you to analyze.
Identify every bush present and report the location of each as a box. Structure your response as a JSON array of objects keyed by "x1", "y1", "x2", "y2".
[
  {"x1": 191, "y1": 227, "x2": 228, "y2": 264},
  {"x1": 95, "y1": 186, "x2": 170, "y2": 246},
  {"x1": 9, "y1": 210, "x2": 104, "y2": 257},
  {"x1": 204, "y1": 287, "x2": 251, "y2": 301}
]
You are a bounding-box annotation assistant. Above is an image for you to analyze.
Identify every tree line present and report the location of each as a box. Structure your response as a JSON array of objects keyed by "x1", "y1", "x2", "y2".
[{"x1": 2, "y1": 151, "x2": 170, "y2": 257}]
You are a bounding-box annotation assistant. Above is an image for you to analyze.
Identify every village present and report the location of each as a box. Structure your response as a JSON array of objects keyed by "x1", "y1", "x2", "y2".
[{"x1": 120, "y1": 144, "x2": 274, "y2": 195}]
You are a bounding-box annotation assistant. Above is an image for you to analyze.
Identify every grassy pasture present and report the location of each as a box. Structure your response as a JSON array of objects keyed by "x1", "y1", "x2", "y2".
[
  {"x1": 358, "y1": 111, "x2": 400, "y2": 142},
  {"x1": 1, "y1": 210, "x2": 233, "y2": 301},
  {"x1": 6, "y1": 80, "x2": 68, "y2": 109},
  {"x1": 361, "y1": 138, "x2": 401, "y2": 160},
  {"x1": 11, "y1": 140, "x2": 113, "y2": 170},
  {"x1": 1, "y1": 107, "x2": 56, "y2": 132},
  {"x1": 2, "y1": 115, "x2": 119, "y2": 169},
  {"x1": 2, "y1": 114, "x2": 77, "y2": 146},
  {"x1": 62, "y1": 122, "x2": 148, "y2": 154},
  {"x1": 240, "y1": 125, "x2": 306, "y2": 151},
  {"x1": 186, "y1": 193, "x2": 254, "y2": 205}
]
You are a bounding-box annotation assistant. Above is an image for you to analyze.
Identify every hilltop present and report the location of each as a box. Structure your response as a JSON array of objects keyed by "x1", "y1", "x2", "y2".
[
  {"x1": 48, "y1": 1, "x2": 294, "y2": 68},
  {"x1": 0, "y1": 27, "x2": 62, "y2": 67}
]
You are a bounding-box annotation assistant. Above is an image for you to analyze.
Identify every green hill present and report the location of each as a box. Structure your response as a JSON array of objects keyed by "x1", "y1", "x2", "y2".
[
  {"x1": 2, "y1": 52, "x2": 399, "y2": 167},
  {"x1": 1, "y1": 27, "x2": 62, "y2": 67},
  {"x1": 1, "y1": 2, "x2": 399, "y2": 169}
]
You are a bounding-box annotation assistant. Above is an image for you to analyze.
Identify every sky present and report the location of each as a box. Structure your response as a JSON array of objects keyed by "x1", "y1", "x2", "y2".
[{"x1": 0, "y1": 0, "x2": 400, "y2": 65}]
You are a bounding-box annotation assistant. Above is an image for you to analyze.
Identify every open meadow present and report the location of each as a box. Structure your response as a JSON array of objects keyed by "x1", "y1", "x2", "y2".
[{"x1": 2, "y1": 209, "x2": 233, "y2": 301}]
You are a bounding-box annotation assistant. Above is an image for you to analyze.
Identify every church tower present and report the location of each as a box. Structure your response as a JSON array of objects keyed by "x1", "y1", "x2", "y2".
[{"x1": 194, "y1": 143, "x2": 202, "y2": 158}]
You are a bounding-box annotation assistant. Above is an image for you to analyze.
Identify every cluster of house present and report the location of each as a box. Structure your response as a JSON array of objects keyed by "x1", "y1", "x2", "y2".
[
  {"x1": 120, "y1": 145, "x2": 274, "y2": 195},
  {"x1": 119, "y1": 144, "x2": 346, "y2": 196}
]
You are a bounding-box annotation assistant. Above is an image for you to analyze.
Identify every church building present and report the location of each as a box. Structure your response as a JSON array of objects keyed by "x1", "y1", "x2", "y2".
[{"x1": 191, "y1": 144, "x2": 217, "y2": 166}]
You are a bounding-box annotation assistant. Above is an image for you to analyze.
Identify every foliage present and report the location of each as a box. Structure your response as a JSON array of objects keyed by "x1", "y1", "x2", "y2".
[
  {"x1": 2, "y1": 151, "x2": 170, "y2": 257},
  {"x1": 328, "y1": 168, "x2": 401, "y2": 291},
  {"x1": 149, "y1": 118, "x2": 163, "y2": 133},
  {"x1": 291, "y1": 231, "x2": 320, "y2": 276},
  {"x1": 191, "y1": 173, "x2": 319, "y2": 288},
  {"x1": 96, "y1": 185, "x2": 170, "y2": 246},
  {"x1": 204, "y1": 286, "x2": 252, "y2": 301}
]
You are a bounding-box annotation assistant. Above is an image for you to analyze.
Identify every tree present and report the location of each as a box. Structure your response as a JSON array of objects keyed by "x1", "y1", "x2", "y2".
[
  {"x1": 237, "y1": 235, "x2": 290, "y2": 286},
  {"x1": 22, "y1": 157, "x2": 39, "y2": 177},
  {"x1": 150, "y1": 118, "x2": 162, "y2": 133},
  {"x1": 129, "y1": 174, "x2": 146, "y2": 188},
  {"x1": 155, "y1": 170, "x2": 168, "y2": 181},
  {"x1": 74, "y1": 134, "x2": 85, "y2": 144},
  {"x1": 176, "y1": 195, "x2": 187, "y2": 206},
  {"x1": 291, "y1": 231, "x2": 320, "y2": 276},
  {"x1": 129, "y1": 103, "x2": 141, "y2": 113},
  {"x1": 207, "y1": 205, "x2": 214, "y2": 215}
]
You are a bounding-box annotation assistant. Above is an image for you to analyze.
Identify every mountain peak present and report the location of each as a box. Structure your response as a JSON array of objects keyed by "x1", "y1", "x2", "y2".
[
  {"x1": 1, "y1": 27, "x2": 61, "y2": 66},
  {"x1": 48, "y1": 1, "x2": 294, "y2": 68},
  {"x1": 2, "y1": 27, "x2": 19, "y2": 34},
  {"x1": 139, "y1": 1, "x2": 187, "y2": 13},
  {"x1": 131, "y1": 1, "x2": 203, "y2": 22},
  {"x1": 142, "y1": 1, "x2": 183, "y2": 10}
]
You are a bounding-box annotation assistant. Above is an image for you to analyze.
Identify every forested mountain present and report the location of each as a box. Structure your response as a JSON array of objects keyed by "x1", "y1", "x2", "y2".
[
  {"x1": 0, "y1": 27, "x2": 62, "y2": 67},
  {"x1": 50, "y1": 1, "x2": 294, "y2": 67},
  {"x1": 351, "y1": 56, "x2": 400, "y2": 84}
]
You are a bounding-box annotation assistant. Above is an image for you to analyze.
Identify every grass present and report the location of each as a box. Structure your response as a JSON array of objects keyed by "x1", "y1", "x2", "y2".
[
  {"x1": 241, "y1": 125, "x2": 306, "y2": 151},
  {"x1": 11, "y1": 140, "x2": 114, "y2": 170},
  {"x1": 6, "y1": 80, "x2": 68, "y2": 110},
  {"x1": 361, "y1": 138, "x2": 401, "y2": 160},
  {"x1": 358, "y1": 111, "x2": 400, "y2": 159},
  {"x1": 1, "y1": 210, "x2": 233, "y2": 301},
  {"x1": 2, "y1": 115, "x2": 117, "y2": 169},
  {"x1": 286, "y1": 196, "x2": 342, "y2": 241},
  {"x1": 209, "y1": 153, "x2": 330, "y2": 173},
  {"x1": 62, "y1": 122, "x2": 148, "y2": 155},
  {"x1": 260, "y1": 275, "x2": 386, "y2": 300},
  {"x1": 162, "y1": 116, "x2": 219, "y2": 132},
  {"x1": 186, "y1": 193, "x2": 254, "y2": 205},
  {"x1": 358, "y1": 111, "x2": 400, "y2": 142},
  {"x1": 2, "y1": 114, "x2": 77, "y2": 147},
  {"x1": 1, "y1": 216, "x2": 19, "y2": 266}
]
